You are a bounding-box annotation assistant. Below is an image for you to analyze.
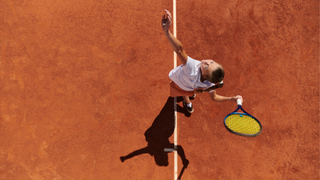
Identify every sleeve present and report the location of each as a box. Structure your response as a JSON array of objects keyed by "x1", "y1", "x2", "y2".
[{"x1": 182, "y1": 56, "x2": 197, "y2": 74}]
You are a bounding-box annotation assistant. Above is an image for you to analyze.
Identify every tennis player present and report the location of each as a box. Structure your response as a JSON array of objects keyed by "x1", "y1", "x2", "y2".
[{"x1": 162, "y1": 9, "x2": 243, "y2": 113}]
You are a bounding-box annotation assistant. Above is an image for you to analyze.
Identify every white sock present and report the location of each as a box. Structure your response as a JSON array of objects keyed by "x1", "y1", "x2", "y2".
[{"x1": 187, "y1": 102, "x2": 192, "y2": 108}]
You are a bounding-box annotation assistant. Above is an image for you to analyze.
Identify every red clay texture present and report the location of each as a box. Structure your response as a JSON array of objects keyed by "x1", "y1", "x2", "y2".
[{"x1": 0, "y1": 0, "x2": 319, "y2": 180}]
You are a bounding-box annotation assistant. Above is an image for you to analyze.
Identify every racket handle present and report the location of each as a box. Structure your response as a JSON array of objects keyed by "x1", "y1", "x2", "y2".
[{"x1": 237, "y1": 98, "x2": 242, "y2": 106}]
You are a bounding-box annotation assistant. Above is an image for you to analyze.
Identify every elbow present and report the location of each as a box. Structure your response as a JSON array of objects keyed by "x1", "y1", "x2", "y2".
[
  {"x1": 176, "y1": 44, "x2": 183, "y2": 54},
  {"x1": 209, "y1": 92, "x2": 218, "y2": 101},
  {"x1": 176, "y1": 42, "x2": 183, "y2": 54},
  {"x1": 210, "y1": 94, "x2": 216, "y2": 101},
  {"x1": 176, "y1": 46, "x2": 185, "y2": 57}
]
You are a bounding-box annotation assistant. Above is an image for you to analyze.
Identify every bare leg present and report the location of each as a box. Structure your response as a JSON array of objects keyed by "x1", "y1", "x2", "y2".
[
  {"x1": 120, "y1": 146, "x2": 149, "y2": 162},
  {"x1": 176, "y1": 145, "x2": 189, "y2": 167},
  {"x1": 182, "y1": 96, "x2": 191, "y2": 104}
]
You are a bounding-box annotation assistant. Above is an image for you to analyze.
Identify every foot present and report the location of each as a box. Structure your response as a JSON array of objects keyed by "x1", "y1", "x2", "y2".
[
  {"x1": 120, "y1": 156, "x2": 125, "y2": 162},
  {"x1": 190, "y1": 94, "x2": 196, "y2": 100},
  {"x1": 183, "y1": 100, "x2": 194, "y2": 113},
  {"x1": 183, "y1": 159, "x2": 189, "y2": 167}
]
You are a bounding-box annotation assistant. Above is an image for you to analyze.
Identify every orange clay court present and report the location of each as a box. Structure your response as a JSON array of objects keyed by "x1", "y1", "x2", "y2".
[{"x1": 0, "y1": 0, "x2": 319, "y2": 180}]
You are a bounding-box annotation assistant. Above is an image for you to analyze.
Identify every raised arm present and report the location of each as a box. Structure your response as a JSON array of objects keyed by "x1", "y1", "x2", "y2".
[{"x1": 162, "y1": 9, "x2": 188, "y2": 65}]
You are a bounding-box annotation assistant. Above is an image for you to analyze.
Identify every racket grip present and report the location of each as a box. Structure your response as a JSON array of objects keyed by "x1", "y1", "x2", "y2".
[{"x1": 237, "y1": 98, "x2": 242, "y2": 106}]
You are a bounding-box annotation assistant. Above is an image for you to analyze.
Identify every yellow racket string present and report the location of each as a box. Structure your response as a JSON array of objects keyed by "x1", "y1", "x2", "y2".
[{"x1": 225, "y1": 114, "x2": 261, "y2": 135}]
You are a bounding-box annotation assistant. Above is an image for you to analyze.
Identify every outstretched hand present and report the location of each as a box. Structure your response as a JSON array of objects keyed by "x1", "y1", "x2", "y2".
[
  {"x1": 232, "y1": 95, "x2": 243, "y2": 104},
  {"x1": 161, "y1": 9, "x2": 172, "y2": 32}
]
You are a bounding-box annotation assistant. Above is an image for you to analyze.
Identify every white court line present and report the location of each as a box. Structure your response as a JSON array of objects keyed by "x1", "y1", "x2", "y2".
[{"x1": 173, "y1": 0, "x2": 178, "y2": 179}]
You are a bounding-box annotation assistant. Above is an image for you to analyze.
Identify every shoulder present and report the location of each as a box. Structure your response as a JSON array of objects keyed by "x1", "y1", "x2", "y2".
[
  {"x1": 181, "y1": 56, "x2": 201, "y2": 75},
  {"x1": 185, "y1": 56, "x2": 200, "y2": 67}
]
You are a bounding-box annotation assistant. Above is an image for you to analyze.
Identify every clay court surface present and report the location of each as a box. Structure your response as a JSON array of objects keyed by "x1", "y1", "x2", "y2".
[{"x1": 0, "y1": 0, "x2": 319, "y2": 179}]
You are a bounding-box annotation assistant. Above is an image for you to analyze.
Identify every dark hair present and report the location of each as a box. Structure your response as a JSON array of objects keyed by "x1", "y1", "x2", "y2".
[{"x1": 207, "y1": 65, "x2": 224, "y2": 84}]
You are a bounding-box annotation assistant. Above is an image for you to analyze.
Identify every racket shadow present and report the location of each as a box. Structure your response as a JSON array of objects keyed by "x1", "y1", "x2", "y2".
[{"x1": 120, "y1": 97, "x2": 190, "y2": 177}]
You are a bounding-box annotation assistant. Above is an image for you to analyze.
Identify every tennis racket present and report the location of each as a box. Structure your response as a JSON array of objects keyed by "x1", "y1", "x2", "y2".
[{"x1": 224, "y1": 99, "x2": 262, "y2": 137}]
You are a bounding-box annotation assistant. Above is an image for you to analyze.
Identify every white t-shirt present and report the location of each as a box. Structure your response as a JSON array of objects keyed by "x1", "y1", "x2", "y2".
[{"x1": 169, "y1": 56, "x2": 216, "y2": 92}]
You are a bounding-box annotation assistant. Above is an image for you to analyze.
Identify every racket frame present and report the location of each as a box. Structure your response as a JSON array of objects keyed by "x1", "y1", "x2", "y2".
[{"x1": 223, "y1": 102, "x2": 262, "y2": 137}]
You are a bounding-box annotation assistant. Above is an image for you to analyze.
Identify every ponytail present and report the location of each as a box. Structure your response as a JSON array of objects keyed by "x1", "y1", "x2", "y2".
[
  {"x1": 195, "y1": 81, "x2": 224, "y2": 93},
  {"x1": 204, "y1": 81, "x2": 224, "y2": 92}
]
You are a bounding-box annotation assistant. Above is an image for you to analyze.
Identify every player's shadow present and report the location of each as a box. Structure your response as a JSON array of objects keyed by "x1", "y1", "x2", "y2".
[{"x1": 120, "y1": 96, "x2": 190, "y2": 179}]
